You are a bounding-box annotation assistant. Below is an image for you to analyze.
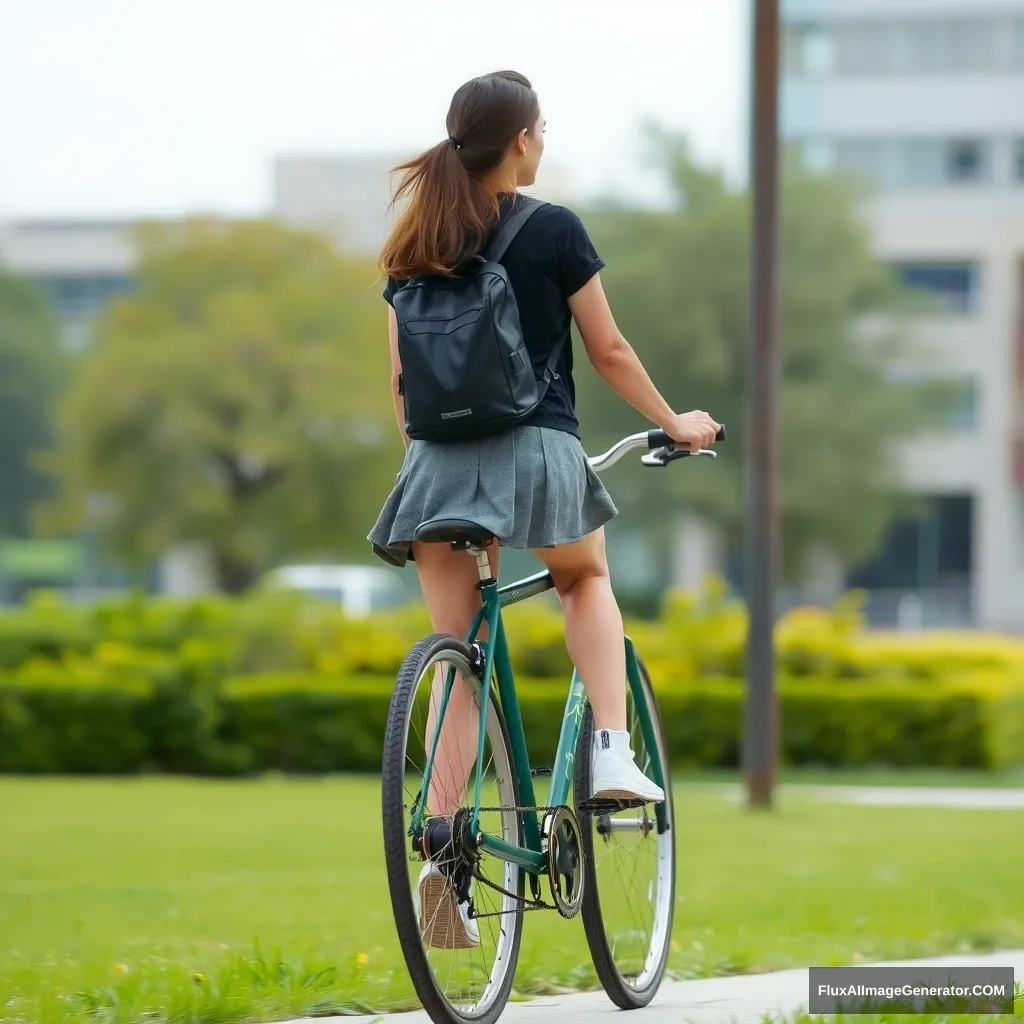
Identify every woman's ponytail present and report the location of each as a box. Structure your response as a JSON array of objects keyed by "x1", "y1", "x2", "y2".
[{"x1": 379, "y1": 72, "x2": 540, "y2": 280}]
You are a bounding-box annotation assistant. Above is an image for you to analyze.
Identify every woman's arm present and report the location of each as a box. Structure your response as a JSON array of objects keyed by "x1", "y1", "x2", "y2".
[
  {"x1": 567, "y1": 273, "x2": 720, "y2": 451},
  {"x1": 388, "y1": 307, "x2": 410, "y2": 450}
]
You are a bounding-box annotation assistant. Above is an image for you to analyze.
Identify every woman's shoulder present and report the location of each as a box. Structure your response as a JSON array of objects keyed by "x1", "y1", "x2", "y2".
[
  {"x1": 518, "y1": 199, "x2": 595, "y2": 244},
  {"x1": 526, "y1": 198, "x2": 584, "y2": 224}
]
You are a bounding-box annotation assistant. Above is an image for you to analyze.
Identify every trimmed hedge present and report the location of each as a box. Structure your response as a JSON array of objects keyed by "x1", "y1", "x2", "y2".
[
  {"x1": 4, "y1": 584, "x2": 1024, "y2": 686},
  {"x1": 3, "y1": 584, "x2": 1024, "y2": 774},
  {"x1": 0, "y1": 679, "x2": 150, "y2": 774},
  {"x1": 2, "y1": 670, "x2": 1023, "y2": 775}
]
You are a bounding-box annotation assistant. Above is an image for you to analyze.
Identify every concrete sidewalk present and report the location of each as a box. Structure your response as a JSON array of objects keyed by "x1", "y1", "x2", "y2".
[
  {"x1": 807, "y1": 786, "x2": 1024, "y2": 810},
  {"x1": 280, "y1": 950, "x2": 1024, "y2": 1024},
  {"x1": 723, "y1": 784, "x2": 1024, "y2": 811}
]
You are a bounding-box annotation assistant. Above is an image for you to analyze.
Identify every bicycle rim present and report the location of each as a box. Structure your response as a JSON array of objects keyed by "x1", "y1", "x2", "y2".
[
  {"x1": 574, "y1": 656, "x2": 675, "y2": 1007},
  {"x1": 382, "y1": 634, "x2": 523, "y2": 1024}
]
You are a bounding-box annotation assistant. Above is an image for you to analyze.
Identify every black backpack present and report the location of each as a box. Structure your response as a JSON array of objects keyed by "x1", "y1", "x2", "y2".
[{"x1": 394, "y1": 196, "x2": 563, "y2": 443}]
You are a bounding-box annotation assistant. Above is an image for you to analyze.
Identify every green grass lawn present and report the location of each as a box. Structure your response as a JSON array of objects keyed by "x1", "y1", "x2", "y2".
[{"x1": 1, "y1": 775, "x2": 1023, "y2": 1024}]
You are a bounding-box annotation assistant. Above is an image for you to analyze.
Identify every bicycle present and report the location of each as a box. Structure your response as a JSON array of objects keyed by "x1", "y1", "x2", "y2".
[{"x1": 381, "y1": 424, "x2": 725, "y2": 1024}]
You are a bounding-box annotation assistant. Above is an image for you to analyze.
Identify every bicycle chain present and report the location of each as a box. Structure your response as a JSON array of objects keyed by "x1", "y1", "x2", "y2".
[
  {"x1": 462, "y1": 804, "x2": 558, "y2": 919},
  {"x1": 463, "y1": 804, "x2": 587, "y2": 921},
  {"x1": 432, "y1": 798, "x2": 641, "y2": 922}
]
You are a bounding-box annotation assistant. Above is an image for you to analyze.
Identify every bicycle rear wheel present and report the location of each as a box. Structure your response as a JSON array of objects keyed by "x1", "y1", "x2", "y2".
[
  {"x1": 382, "y1": 633, "x2": 523, "y2": 1024},
  {"x1": 573, "y1": 652, "x2": 675, "y2": 1009}
]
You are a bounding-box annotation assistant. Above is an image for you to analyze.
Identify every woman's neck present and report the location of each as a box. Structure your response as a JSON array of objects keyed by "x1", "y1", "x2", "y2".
[{"x1": 483, "y1": 163, "x2": 519, "y2": 196}]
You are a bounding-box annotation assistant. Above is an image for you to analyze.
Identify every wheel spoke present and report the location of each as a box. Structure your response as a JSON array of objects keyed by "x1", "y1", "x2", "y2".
[
  {"x1": 576, "y1": 657, "x2": 674, "y2": 1006},
  {"x1": 383, "y1": 640, "x2": 523, "y2": 1022}
]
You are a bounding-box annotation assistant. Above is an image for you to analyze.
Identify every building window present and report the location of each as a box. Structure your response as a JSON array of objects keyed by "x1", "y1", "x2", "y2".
[
  {"x1": 785, "y1": 22, "x2": 834, "y2": 75},
  {"x1": 946, "y1": 140, "x2": 987, "y2": 183},
  {"x1": 1014, "y1": 19, "x2": 1024, "y2": 68},
  {"x1": 835, "y1": 139, "x2": 899, "y2": 185},
  {"x1": 782, "y1": 25, "x2": 804, "y2": 74},
  {"x1": 60, "y1": 319, "x2": 95, "y2": 352},
  {"x1": 889, "y1": 261, "x2": 979, "y2": 313},
  {"x1": 799, "y1": 138, "x2": 835, "y2": 172},
  {"x1": 942, "y1": 19, "x2": 997, "y2": 72},
  {"x1": 946, "y1": 378, "x2": 980, "y2": 429},
  {"x1": 904, "y1": 139, "x2": 947, "y2": 187},
  {"x1": 900, "y1": 19, "x2": 945, "y2": 73},
  {"x1": 33, "y1": 273, "x2": 135, "y2": 319},
  {"x1": 834, "y1": 138, "x2": 992, "y2": 188},
  {"x1": 809, "y1": 17, "x2": 1001, "y2": 75},
  {"x1": 846, "y1": 495, "x2": 973, "y2": 623},
  {"x1": 833, "y1": 21, "x2": 892, "y2": 74},
  {"x1": 885, "y1": 371, "x2": 979, "y2": 429}
]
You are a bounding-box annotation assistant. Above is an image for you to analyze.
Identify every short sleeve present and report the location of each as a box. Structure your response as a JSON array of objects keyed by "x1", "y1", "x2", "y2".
[
  {"x1": 382, "y1": 276, "x2": 398, "y2": 306},
  {"x1": 555, "y1": 208, "x2": 605, "y2": 298}
]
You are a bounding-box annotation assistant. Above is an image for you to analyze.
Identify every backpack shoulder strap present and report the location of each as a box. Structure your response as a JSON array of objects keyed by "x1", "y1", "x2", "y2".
[
  {"x1": 481, "y1": 196, "x2": 547, "y2": 264},
  {"x1": 481, "y1": 196, "x2": 563, "y2": 383},
  {"x1": 541, "y1": 333, "x2": 567, "y2": 383}
]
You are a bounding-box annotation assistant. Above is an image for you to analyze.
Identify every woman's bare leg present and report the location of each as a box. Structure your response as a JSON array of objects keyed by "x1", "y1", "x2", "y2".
[
  {"x1": 533, "y1": 528, "x2": 662, "y2": 801},
  {"x1": 532, "y1": 528, "x2": 626, "y2": 731},
  {"x1": 412, "y1": 540, "x2": 499, "y2": 817}
]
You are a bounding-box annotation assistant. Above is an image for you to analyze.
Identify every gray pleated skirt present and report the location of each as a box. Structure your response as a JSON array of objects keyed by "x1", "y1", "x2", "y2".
[{"x1": 368, "y1": 425, "x2": 618, "y2": 567}]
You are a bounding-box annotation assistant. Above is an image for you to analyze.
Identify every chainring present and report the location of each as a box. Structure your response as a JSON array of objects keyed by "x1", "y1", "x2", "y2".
[{"x1": 542, "y1": 805, "x2": 585, "y2": 919}]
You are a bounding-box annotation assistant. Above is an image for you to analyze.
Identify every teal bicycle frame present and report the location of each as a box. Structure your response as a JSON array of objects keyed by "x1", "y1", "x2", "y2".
[{"x1": 412, "y1": 562, "x2": 670, "y2": 880}]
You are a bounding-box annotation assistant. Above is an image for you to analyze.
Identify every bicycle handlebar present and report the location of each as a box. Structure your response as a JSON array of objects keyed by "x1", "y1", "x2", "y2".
[
  {"x1": 587, "y1": 424, "x2": 726, "y2": 473},
  {"x1": 646, "y1": 424, "x2": 727, "y2": 450}
]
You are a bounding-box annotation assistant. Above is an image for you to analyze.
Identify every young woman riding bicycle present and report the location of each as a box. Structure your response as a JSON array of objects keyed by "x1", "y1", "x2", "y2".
[{"x1": 369, "y1": 69, "x2": 721, "y2": 952}]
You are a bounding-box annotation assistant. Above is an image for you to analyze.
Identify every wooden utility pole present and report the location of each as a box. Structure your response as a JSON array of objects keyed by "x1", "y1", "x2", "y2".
[{"x1": 744, "y1": 0, "x2": 781, "y2": 808}]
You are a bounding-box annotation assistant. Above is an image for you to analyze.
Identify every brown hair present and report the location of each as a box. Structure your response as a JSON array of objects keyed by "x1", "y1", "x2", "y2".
[{"x1": 379, "y1": 71, "x2": 540, "y2": 280}]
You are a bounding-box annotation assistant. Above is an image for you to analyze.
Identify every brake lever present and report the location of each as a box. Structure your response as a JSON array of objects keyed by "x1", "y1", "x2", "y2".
[{"x1": 641, "y1": 446, "x2": 717, "y2": 467}]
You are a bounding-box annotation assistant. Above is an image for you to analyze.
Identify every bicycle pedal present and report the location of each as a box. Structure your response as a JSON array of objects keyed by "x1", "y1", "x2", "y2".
[
  {"x1": 530, "y1": 767, "x2": 552, "y2": 777},
  {"x1": 578, "y1": 796, "x2": 647, "y2": 814}
]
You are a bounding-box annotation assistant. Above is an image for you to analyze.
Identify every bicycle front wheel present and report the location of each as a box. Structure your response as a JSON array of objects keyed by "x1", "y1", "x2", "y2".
[
  {"x1": 382, "y1": 633, "x2": 523, "y2": 1024},
  {"x1": 573, "y1": 652, "x2": 676, "y2": 1009}
]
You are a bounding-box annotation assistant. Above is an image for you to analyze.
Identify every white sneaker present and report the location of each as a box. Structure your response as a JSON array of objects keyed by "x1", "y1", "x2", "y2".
[
  {"x1": 591, "y1": 731, "x2": 665, "y2": 804},
  {"x1": 413, "y1": 861, "x2": 480, "y2": 949}
]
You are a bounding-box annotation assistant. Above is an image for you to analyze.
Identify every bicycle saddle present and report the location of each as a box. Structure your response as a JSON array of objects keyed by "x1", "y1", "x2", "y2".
[{"x1": 414, "y1": 518, "x2": 496, "y2": 549}]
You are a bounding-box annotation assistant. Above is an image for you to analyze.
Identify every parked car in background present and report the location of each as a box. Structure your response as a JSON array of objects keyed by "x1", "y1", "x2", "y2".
[{"x1": 263, "y1": 563, "x2": 413, "y2": 619}]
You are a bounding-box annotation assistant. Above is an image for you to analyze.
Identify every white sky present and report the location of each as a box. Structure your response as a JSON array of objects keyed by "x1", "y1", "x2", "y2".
[{"x1": 0, "y1": 0, "x2": 749, "y2": 219}]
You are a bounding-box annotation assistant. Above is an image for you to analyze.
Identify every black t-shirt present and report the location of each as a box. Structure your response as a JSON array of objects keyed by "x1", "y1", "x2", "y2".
[{"x1": 383, "y1": 195, "x2": 605, "y2": 438}]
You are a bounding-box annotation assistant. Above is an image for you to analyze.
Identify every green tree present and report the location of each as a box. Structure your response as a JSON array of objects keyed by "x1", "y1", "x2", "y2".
[
  {"x1": 575, "y1": 130, "x2": 953, "y2": 580},
  {"x1": 41, "y1": 219, "x2": 398, "y2": 593},
  {"x1": 0, "y1": 270, "x2": 64, "y2": 538}
]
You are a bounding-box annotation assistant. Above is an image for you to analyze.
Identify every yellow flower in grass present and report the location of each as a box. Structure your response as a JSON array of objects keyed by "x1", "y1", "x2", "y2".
[
  {"x1": 115, "y1": 963, "x2": 129, "y2": 974},
  {"x1": 192, "y1": 972, "x2": 206, "y2": 985},
  {"x1": 355, "y1": 952, "x2": 369, "y2": 969}
]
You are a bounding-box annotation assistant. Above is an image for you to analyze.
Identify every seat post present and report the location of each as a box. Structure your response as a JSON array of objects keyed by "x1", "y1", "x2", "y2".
[{"x1": 469, "y1": 546, "x2": 494, "y2": 584}]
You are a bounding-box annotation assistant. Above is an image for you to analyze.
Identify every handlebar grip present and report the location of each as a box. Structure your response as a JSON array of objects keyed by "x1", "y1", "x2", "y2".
[{"x1": 647, "y1": 423, "x2": 727, "y2": 450}]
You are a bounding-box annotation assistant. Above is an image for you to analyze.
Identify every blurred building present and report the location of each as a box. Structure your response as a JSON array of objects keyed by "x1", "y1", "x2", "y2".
[
  {"x1": 0, "y1": 155, "x2": 577, "y2": 601},
  {"x1": 272, "y1": 153, "x2": 403, "y2": 255},
  {"x1": 0, "y1": 219, "x2": 209, "y2": 598},
  {"x1": 782, "y1": 0, "x2": 1024, "y2": 628},
  {"x1": 272, "y1": 152, "x2": 576, "y2": 256},
  {"x1": 0, "y1": 219, "x2": 136, "y2": 351}
]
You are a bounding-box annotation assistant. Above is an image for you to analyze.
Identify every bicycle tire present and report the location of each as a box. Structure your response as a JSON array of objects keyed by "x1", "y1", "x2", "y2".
[
  {"x1": 573, "y1": 651, "x2": 676, "y2": 1009},
  {"x1": 382, "y1": 633, "x2": 524, "y2": 1024}
]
